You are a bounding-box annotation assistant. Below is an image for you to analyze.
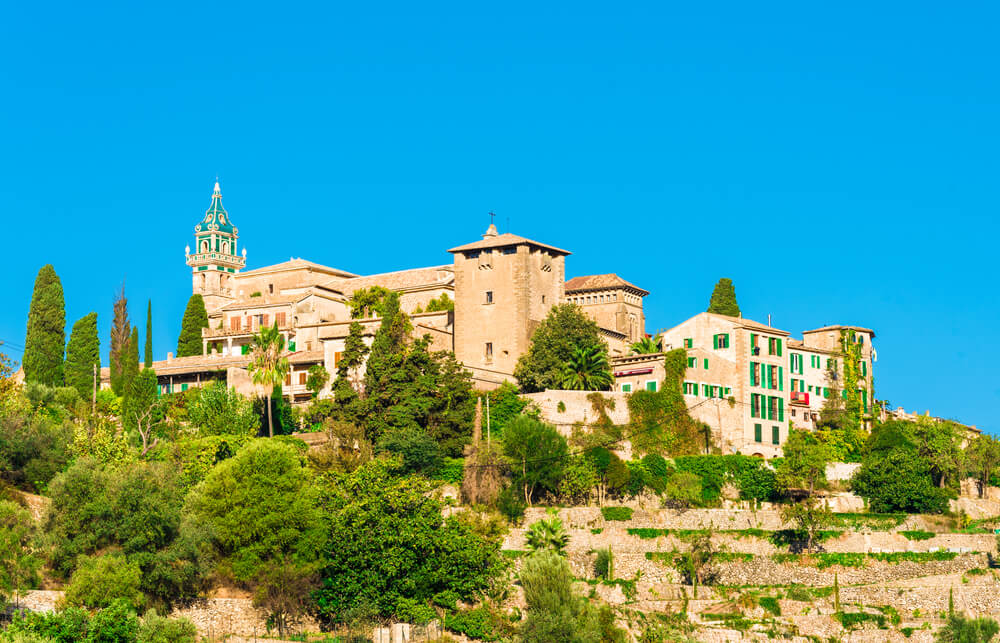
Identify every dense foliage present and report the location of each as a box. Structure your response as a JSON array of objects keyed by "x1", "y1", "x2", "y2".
[
  {"x1": 176, "y1": 294, "x2": 208, "y2": 358},
  {"x1": 514, "y1": 303, "x2": 606, "y2": 393},
  {"x1": 22, "y1": 264, "x2": 66, "y2": 386},
  {"x1": 314, "y1": 458, "x2": 505, "y2": 624},
  {"x1": 706, "y1": 277, "x2": 740, "y2": 317},
  {"x1": 851, "y1": 420, "x2": 959, "y2": 514},
  {"x1": 627, "y1": 349, "x2": 705, "y2": 456},
  {"x1": 64, "y1": 312, "x2": 100, "y2": 401}
]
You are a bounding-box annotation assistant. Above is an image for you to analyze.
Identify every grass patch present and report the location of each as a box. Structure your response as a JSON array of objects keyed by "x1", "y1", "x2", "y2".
[
  {"x1": 628, "y1": 528, "x2": 665, "y2": 539},
  {"x1": 758, "y1": 596, "x2": 781, "y2": 616},
  {"x1": 836, "y1": 612, "x2": 886, "y2": 629},
  {"x1": 832, "y1": 512, "x2": 907, "y2": 530},
  {"x1": 899, "y1": 530, "x2": 935, "y2": 541},
  {"x1": 601, "y1": 507, "x2": 633, "y2": 521},
  {"x1": 501, "y1": 550, "x2": 527, "y2": 559},
  {"x1": 771, "y1": 551, "x2": 967, "y2": 569},
  {"x1": 590, "y1": 528, "x2": 603, "y2": 534}
]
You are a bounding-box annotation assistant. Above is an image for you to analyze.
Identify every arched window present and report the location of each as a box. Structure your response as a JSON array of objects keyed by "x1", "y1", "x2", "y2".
[
  {"x1": 222, "y1": 241, "x2": 229, "y2": 254},
  {"x1": 200, "y1": 240, "x2": 208, "y2": 253},
  {"x1": 200, "y1": 274, "x2": 206, "y2": 289}
]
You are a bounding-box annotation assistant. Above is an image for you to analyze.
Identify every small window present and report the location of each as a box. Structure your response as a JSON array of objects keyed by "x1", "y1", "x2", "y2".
[
  {"x1": 645, "y1": 381, "x2": 657, "y2": 392},
  {"x1": 181, "y1": 383, "x2": 188, "y2": 392},
  {"x1": 687, "y1": 357, "x2": 695, "y2": 368},
  {"x1": 268, "y1": 284, "x2": 274, "y2": 294},
  {"x1": 754, "y1": 423, "x2": 762, "y2": 442},
  {"x1": 285, "y1": 373, "x2": 291, "y2": 386},
  {"x1": 485, "y1": 342, "x2": 493, "y2": 359},
  {"x1": 541, "y1": 295, "x2": 546, "y2": 304},
  {"x1": 772, "y1": 426, "x2": 780, "y2": 445},
  {"x1": 502, "y1": 247, "x2": 517, "y2": 255},
  {"x1": 485, "y1": 291, "x2": 493, "y2": 304},
  {"x1": 621, "y1": 383, "x2": 632, "y2": 393},
  {"x1": 299, "y1": 372, "x2": 307, "y2": 386},
  {"x1": 683, "y1": 338, "x2": 693, "y2": 348}
]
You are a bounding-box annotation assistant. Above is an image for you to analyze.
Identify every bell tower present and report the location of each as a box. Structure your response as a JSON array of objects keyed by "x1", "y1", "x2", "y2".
[{"x1": 184, "y1": 181, "x2": 246, "y2": 317}]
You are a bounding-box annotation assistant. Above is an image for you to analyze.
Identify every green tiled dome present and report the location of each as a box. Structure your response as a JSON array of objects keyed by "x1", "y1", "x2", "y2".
[{"x1": 194, "y1": 181, "x2": 237, "y2": 235}]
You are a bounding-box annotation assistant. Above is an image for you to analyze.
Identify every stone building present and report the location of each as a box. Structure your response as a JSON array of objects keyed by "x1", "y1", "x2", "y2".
[{"x1": 103, "y1": 182, "x2": 650, "y2": 398}]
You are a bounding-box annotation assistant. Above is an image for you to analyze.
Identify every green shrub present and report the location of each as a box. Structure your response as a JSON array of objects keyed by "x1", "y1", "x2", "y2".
[
  {"x1": 444, "y1": 607, "x2": 505, "y2": 641},
  {"x1": 601, "y1": 507, "x2": 633, "y2": 521},
  {"x1": 663, "y1": 472, "x2": 703, "y2": 508},
  {"x1": 759, "y1": 596, "x2": 781, "y2": 616},
  {"x1": 936, "y1": 613, "x2": 1000, "y2": 642},
  {"x1": 835, "y1": 612, "x2": 886, "y2": 629},
  {"x1": 64, "y1": 553, "x2": 145, "y2": 611},
  {"x1": 673, "y1": 455, "x2": 778, "y2": 503},
  {"x1": 594, "y1": 548, "x2": 613, "y2": 580},
  {"x1": 627, "y1": 528, "x2": 666, "y2": 539},
  {"x1": 435, "y1": 457, "x2": 465, "y2": 485},
  {"x1": 899, "y1": 530, "x2": 934, "y2": 541}
]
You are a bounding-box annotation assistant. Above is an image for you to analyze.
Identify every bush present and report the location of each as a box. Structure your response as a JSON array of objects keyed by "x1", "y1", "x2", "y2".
[
  {"x1": 137, "y1": 609, "x2": 198, "y2": 643},
  {"x1": 185, "y1": 381, "x2": 259, "y2": 437},
  {"x1": 851, "y1": 449, "x2": 953, "y2": 514},
  {"x1": 663, "y1": 472, "x2": 703, "y2": 508},
  {"x1": 377, "y1": 427, "x2": 443, "y2": 476},
  {"x1": 936, "y1": 613, "x2": 1000, "y2": 642},
  {"x1": 169, "y1": 434, "x2": 251, "y2": 490},
  {"x1": 0, "y1": 410, "x2": 73, "y2": 493},
  {"x1": 497, "y1": 484, "x2": 526, "y2": 522},
  {"x1": 673, "y1": 455, "x2": 778, "y2": 503},
  {"x1": 641, "y1": 453, "x2": 671, "y2": 492},
  {"x1": 601, "y1": 507, "x2": 633, "y2": 521},
  {"x1": 63, "y1": 554, "x2": 145, "y2": 611},
  {"x1": 594, "y1": 548, "x2": 613, "y2": 580}
]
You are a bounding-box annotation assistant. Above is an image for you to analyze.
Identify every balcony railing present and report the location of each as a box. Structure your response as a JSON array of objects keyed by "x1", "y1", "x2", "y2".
[
  {"x1": 203, "y1": 324, "x2": 292, "y2": 338},
  {"x1": 790, "y1": 391, "x2": 810, "y2": 405},
  {"x1": 186, "y1": 253, "x2": 247, "y2": 268}
]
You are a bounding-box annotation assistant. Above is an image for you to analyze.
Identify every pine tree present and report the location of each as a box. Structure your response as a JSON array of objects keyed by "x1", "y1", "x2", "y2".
[
  {"x1": 22, "y1": 264, "x2": 66, "y2": 386},
  {"x1": 177, "y1": 294, "x2": 209, "y2": 357},
  {"x1": 109, "y1": 284, "x2": 130, "y2": 396},
  {"x1": 706, "y1": 278, "x2": 741, "y2": 317},
  {"x1": 144, "y1": 299, "x2": 153, "y2": 368},
  {"x1": 64, "y1": 312, "x2": 100, "y2": 401}
]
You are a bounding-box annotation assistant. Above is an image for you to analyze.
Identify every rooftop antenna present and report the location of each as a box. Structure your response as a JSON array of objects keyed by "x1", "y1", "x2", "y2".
[{"x1": 768, "y1": 314, "x2": 772, "y2": 327}]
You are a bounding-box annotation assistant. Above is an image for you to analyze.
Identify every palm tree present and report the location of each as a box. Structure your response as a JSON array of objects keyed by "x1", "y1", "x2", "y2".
[
  {"x1": 559, "y1": 345, "x2": 612, "y2": 391},
  {"x1": 525, "y1": 515, "x2": 569, "y2": 556},
  {"x1": 630, "y1": 333, "x2": 663, "y2": 355},
  {"x1": 247, "y1": 322, "x2": 290, "y2": 437}
]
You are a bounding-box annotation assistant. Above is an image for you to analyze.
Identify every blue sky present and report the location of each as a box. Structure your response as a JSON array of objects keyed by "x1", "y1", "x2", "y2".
[{"x1": 1, "y1": 2, "x2": 997, "y2": 431}]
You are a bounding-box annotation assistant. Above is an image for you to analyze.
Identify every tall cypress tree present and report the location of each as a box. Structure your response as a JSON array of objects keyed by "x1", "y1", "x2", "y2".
[
  {"x1": 64, "y1": 312, "x2": 100, "y2": 400},
  {"x1": 177, "y1": 294, "x2": 209, "y2": 357},
  {"x1": 706, "y1": 278, "x2": 741, "y2": 317},
  {"x1": 122, "y1": 327, "x2": 140, "y2": 406},
  {"x1": 22, "y1": 264, "x2": 66, "y2": 386},
  {"x1": 109, "y1": 284, "x2": 130, "y2": 396},
  {"x1": 144, "y1": 299, "x2": 153, "y2": 368},
  {"x1": 363, "y1": 291, "x2": 409, "y2": 398}
]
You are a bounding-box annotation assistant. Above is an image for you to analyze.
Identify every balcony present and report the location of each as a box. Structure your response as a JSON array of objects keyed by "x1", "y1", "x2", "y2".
[
  {"x1": 790, "y1": 391, "x2": 810, "y2": 406},
  {"x1": 186, "y1": 252, "x2": 247, "y2": 268}
]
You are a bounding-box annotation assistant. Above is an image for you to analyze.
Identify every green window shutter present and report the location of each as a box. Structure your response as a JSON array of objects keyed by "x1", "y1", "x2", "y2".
[
  {"x1": 646, "y1": 381, "x2": 657, "y2": 392},
  {"x1": 778, "y1": 367, "x2": 783, "y2": 391},
  {"x1": 181, "y1": 383, "x2": 188, "y2": 392},
  {"x1": 778, "y1": 397, "x2": 784, "y2": 421},
  {"x1": 777, "y1": 339, "x2": 782, "y2": 356},
  {"x1": 703, "y1": 358, "x2": 709, "y2": 369},
  {"x1": 622, "y1": 383, "x2": 631, "y2": 392},
  {"x1": 713, "y1": 334, "x2": 718, "y2": 349},
  {"x1": 755, "y1": 424, "x2": 762, "y2": 442},
  {"x1": 772, "y1": 426, "x2": 780, "y2": 445},
  {"x1": 750, "y1": 363, "x2": 754, "y2": 386}
]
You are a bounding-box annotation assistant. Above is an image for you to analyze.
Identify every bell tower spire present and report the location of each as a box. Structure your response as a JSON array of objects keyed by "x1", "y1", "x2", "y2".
[{"x1": 184, "y1": 180, "x2": 247, "y2": 317}]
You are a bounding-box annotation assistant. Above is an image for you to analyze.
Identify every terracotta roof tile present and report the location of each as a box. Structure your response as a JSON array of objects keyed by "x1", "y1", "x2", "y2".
[{"x1": 564, "y1": 274, "x2": 648, "y2": 296}]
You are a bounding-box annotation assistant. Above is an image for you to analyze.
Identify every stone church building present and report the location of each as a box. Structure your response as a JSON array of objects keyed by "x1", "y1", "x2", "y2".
[{"x1": 119, "y1": 182, "x2": 648, "y2": 402}]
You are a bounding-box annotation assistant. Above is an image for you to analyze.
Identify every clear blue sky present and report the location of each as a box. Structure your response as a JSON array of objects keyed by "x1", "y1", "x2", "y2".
[{"x1": 2, "y1": 2, "x2": 997, "y2": 432}]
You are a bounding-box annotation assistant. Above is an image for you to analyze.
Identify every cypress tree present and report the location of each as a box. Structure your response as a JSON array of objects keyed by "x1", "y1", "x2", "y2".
[
  {"x1": 64, "y1": 312, "x2": 100, "y2": 401},
  {"x1": 363, "y1": 291, "x2": 409, "y2": 399},
  {"x1": 144, "y1": 299, "x2": 153, "y2": 368},
  {"x1": 22, "y1": 264, "x2": 66, "y2": 386},
  {"x1": 109, "y1": 284, "x2": 130, "y2": 396},
  {"x1": 177, "y1": 294, "x2": 209, "y2": 357},
  {"x1": 706, "y1": 278, "x2": 741, "y2": 317},
  {"x1": 123, "y1": 327, "x2": 140, "y2": 396}
]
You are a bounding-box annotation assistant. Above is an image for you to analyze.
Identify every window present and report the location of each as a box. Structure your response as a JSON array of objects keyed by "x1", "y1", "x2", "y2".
[
  {"x1": 683, "y1": 338, "x2": 693, "y2": 348},
  {"x1": 275, "y1": 312, "x2": 286, "y2": 327},
  {"x1": 621, "y1": 383, "x2": 632, "y2": 393},
  {"x1": 230, "y1": 317, "x2": 240, "y2": 330},
  {"x1": 285, "y1": 373, "x2": 291, "y2": 386},
  {"x1": 750, "y1": 333, "x2": 760, "y2": 356},
  {"x1": 541, "y1": 295, "x2": 546, "y2": 304},
  {"x1": 485, "y1": 342, "x2": 493, "y2": 359},
  {"x1": 687, "y1": 357, "x2": 696, "y2": 368},
  {"x1": 645, "y1": 381, "x2": 657, "y2": 392},
  {"x1": 268, "y1": 284, "x2": 274, "y2": 294},
  {"x1": 750, "y1": 362, "x2": 760, "y2": 387},
  {"x1": 299, "y1": 372, "x2": 307, "y2": 386},
  {"x1": 502, "y1": 247, "x2": 517, "y2": 255},
  {"x1": 754, "y1": 423, "x2": 762, "y2": 442},
  {"x1": 334, "y1": 351, "x2": 343, "y2": 367},
  {"x1": 712, "y1": 333, "x2": 730, "y2": 349},
  {"x1": 768, "y1": 337, "x2": 782, "y2": 356},
  {"x1": 485, "y1": 291, "x2": 493, "y2": 304},
  {"x1": 703, "y1": 358, "x2": 709, "y2": 369},
  {"x1": 683, "y1": 382, "x2": 697, "y2": 395},
  {"x1": 772, "y1": 426, "x2": 780, "y2": 445},
  {"x1": 751, "y1": 393, "x2": 762, "y2": 418},
  {"x1": 790, "y1": 353, "x2": 803, "y2": 374}
]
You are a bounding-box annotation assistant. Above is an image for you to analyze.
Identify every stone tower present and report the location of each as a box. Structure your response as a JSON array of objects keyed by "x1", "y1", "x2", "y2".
[
  {"x1": 448, "y1": 224, "x2": 569, "y2": 380},
  {"x1": 184, "y1": 181, "x2": 247, "y2": 316}
]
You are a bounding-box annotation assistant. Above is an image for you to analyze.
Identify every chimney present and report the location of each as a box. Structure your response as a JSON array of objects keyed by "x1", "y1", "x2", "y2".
[{"x1": 167, "y1": 352, "x2": 173, "y2": 363}]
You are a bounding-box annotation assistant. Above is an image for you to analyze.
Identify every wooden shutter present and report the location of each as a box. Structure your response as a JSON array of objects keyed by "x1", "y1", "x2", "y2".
[
  {"x1": 772, "y1": 426, "x2": 779, "y2": 445},
  {"x1": 754, "y1": 424, "x2": 762, "y2": 442},
  {"x1": 778, "y1": 367, "x2": 783, "y2": 391},
  {"x1": 299, "y1": 372, "x2": 306, "y2": 385}
]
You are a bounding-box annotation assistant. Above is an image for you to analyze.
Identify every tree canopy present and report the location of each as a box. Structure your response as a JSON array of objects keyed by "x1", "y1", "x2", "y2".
[
  {"x1": 22, "y1": 264, "x2": 66, "y2": 386},
  {"x1": 514, "y1": 303, "x2": 606, "y2": 393},
  {"x1": 64, "y1": 312, "x2": 100, "y2": 401},
  {"x1": 176, "y1": 294, "x2": 208, "y2": 358},
  {"x1": 706, "y1": 278, "x2": 740, "y2": 317}
]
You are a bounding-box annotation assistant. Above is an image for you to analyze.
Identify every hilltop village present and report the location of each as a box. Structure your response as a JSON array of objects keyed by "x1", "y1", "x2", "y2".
[
  {"x1": 4, "y1": 183, "x2": 998, "y2": 643},
  {"x1": 132, "y1": 182, "x2": 901, "y2": 457}
]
